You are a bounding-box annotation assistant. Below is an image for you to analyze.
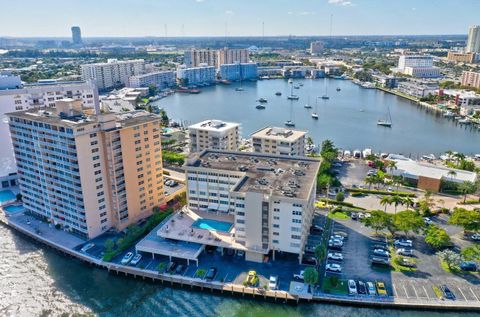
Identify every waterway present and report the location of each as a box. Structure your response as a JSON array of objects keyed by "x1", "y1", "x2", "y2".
[
  {"x1": 155, "y1": 79, "x2": 480, "y2": 156},
  {"x1": 2, "y1": 226, "x2": 480, "y2": 317}
]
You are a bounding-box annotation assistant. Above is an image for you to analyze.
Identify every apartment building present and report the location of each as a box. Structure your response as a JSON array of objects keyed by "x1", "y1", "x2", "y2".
[
  {"x1": 461, "y1": 71, "x2": 480, "y2": 89},
  {"x1": 398, "y1": 55, "x2": 434, "y2": 69},
  {"x1": 183, "y1": 49, "x2": 218, "y2": 68},
  {"x1": 397, "y1": 80, "x2": 439, "y2": 98},
  {"x1": 218, "y1": 63, "x2": 258, "y2": 81},
  {"x1": 176, "y1": 65, "x2": 216, "y2": 86},
  {"x1": 252, "y1": 127, "x2": 306, "y2": 156},
  {"x1": 81, "y1": 59, "x2": 146, "y2": 91},
  {"x1": 447, "y1": 51, "x2": 476, "y2": 64},
  {"x1": 0, "y1": 80, "x2": 98, "y2": 189},
  {"x1": 128, "y1": 71, "x2": 176, "y2": 89},
  {"x1": 403, "y1": 66, "x2": 441, "y2": 78},
  {"x1": 310, "y1": 41, "x2": 324, "y2": 55},
  {"x1": 188, "y1": 119, "x2": 240, "y2": 153},
  {"x1": 160, "y1": 150, "x2": 320, "y2": 263},
  {"x1": 466, "y1": 25, "x2": 480, "y2": 53},
  {"x1": 217, "y1": 48, "x2": 250, "y2": 67},
  {"x1": 7, "y1": 100, "x2": 165, "y2": 239}
]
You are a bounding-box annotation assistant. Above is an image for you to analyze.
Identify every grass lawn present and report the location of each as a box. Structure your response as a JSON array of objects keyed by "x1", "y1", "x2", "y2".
[
  {"x1": 321, "y1": 277, "x2": 348, "y2": 295},
  {"x1": 328, "y1": 210, "x2": 350, "y2": 220}
]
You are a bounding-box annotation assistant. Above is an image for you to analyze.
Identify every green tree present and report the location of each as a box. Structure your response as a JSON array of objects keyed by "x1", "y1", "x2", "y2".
[
  {"x1": 380, "y1": 196, "x2": 392, "y2": 212},
  {"x1": 425, "y1": 225, "x2": 451, "y2": 250},
  {"x1": 335, "y1": 192, "x2": 345, "y2": 202},
  {"x1": 394, "y1": 210, "x2": 425, "y2": 237},
  {"x1": 449, "y1": 208, "x2": 480, "y2": 232},
  {"x1": 362, "y1": 210, "x2": 390, "y2": 234},
  {"x1": 418, "y1": 191, "x2": 435, "y2": 215},
  {"x1": 458, "y1": 181, "x2": 477, "y2": 203},
  {"x1": 303, "y1": 267, "x2": 319, "y2": 287},
  {"x1": 105, "y1": 239, "x2": 115, "y2": 253},
  {"x1": 461, "y1": 245, "x2": 480, "y2": 261},
  {"x1": 148, "y1": 84, "x2": 158, "y2": 97},
  {"x1": 437, "y1": 250, "x2": 462, "y2": 270},
  {"x1": 390, "y1": 195, "x2": 404, "y2": 214},
  {"x1": 159, "y1": 109, "x2": 169, "y2": 126},
  {"x1": 403, "y1": 197, "x2": 414, "y2": 211},
  {"x1": 314, "y1": 245, "x2": 326, "y2": 264}
]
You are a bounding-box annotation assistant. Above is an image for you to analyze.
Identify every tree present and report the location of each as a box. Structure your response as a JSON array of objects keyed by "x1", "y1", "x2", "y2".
[
  {"x1": 447, "y1": 170, "x2": 457, "y2": 182},
  {"x1": 303, "y1": 267, "x2": 319, "y2": 287},
  {"x1": 380, "y1": 196, "x2": 392, "y2": 212},
  {"x1": 461, "y1": 245, "x2": 480, "y2": 261},
  {"x1": 335, "y1": 192, "x2": 345, "y2": 202},
  {"x1": 449, "y1": 208, "x2": 480, "y2": 232},
  {"x1": 362, "y1": 210, "x2": 390, "y2": 234},
  {"x1": 314, "y1": 245, "x2": 326, "y2": 264},
  {"x1": 425, "y1": 225, "x2": 451, "y2": 250},
  {"x1": 458, "y1": 181, "x2": 477, "y2": 203},
  {"x1": 390, "y1": 195, "x2": 404, "y2": 214},
  {"x1": 418, "y1": 191, "x2": 435, "y2": 215},
  {"x1": 159, "y1": 109, "x2": 169, "y2": 126},
  {"x1": 403, "y1": 197, "x2": 414, "y2": 211},
  {"x1": 105, "y1": 239, "x2": 115, "y2": 253},
  {"x1": 364, "y1": 175, "x2": 376, "y2": 190},
  {"x1": 394, "y1": 210, "x2": 425, "y2": 237},
  {"x1": 437, "y1": 250, "x2": 462, "y2": 270},
  {"x1": 148, "y1": 84, "x2": 158, "y2": 97}
]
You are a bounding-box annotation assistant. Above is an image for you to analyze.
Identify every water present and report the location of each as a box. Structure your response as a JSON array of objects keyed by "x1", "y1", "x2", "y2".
[
  {"x1": 0, "y1": 190, "x2": 16, "y2": 204},
  {"x1": 192, "y1": 218, "x2": 233, "y2": 232},
  {"x1": 3, "y1": 204, "x2": 24, "y2": 213},
  {"x1": 155, "y1": 79, "x2": 480, "y2": 156},
  {"x1": 2, "y1": 226, "x2": 480, "y2": 317}
]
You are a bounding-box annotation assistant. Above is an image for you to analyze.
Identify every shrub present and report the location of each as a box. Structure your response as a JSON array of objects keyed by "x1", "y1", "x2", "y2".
[
  {"x1": 335, "y1": 192, "x2": 345, "y2": 202},
  {"x1": 347, "y1": 188, "x2": 416, "y2": 197},
  {"x1": 54, "y1": 224, "x2": 61, "y2": 230}
]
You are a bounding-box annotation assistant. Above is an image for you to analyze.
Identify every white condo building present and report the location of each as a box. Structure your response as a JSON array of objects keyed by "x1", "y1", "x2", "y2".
[
  {"x1": 219, "y1": 63, "x2": 258, "y2": 81},
  {"x1": 176, "y1": 65, "x2": 216, "y2": 86},
  {"x1": 188, "y1": 119, "x2": 240, "y2": 153},
  {"x1": 466, "y1": 25, "x2": 480, "y2": 53},
  {"x1": 128, "y1": 71, "x2": 176, "y2": 90},
  {"x1": 217, "y1": 48, "x2": 250, "y2": 67},
  {"x1": 310, "y1": 41, "x2": 324, "y2": 55},
  {"x1": 184, "y1": 48, "x2": 249, "y2": 68},
  {"x1": 396, "y1": 55, "x2": 440, "y2": 78},
  {"x1": 0, "y1": 80, "x2": 98, "y2": 189},
  {"x1": 81, "y1": 59, "x2": 146, "y2": 90},
  {"x1": 252, "y1": 127, "x2": 307, "y2": 156}
]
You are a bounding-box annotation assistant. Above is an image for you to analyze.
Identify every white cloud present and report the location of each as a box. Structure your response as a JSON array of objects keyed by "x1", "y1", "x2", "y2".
[{"x1": 328, "y1": 0, "x2": 353, "y2": 6}]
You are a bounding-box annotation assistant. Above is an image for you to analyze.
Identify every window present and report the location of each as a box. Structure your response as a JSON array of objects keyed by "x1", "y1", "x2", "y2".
[
  {"x1": 292, "y1": 219, "x2": 301, "y2": 224},
  {"x1": 291, "y1": 226, "x2": 301, "y2": 232},
  {"x1": 290, "y1": 242, "x2": 300, "y2": 248},
  {"x1": 273, "y1": 232, "x2": 279, "y2": 236},
  {"x1": 273, "y1": 240, "x2": 279, "y2": 244},
  {"x1": 292, "y1": 210, "x2": 302, "y2": 216},
  {"x1": 273, "y1": 224, "x2": 280, "y2": 228}
]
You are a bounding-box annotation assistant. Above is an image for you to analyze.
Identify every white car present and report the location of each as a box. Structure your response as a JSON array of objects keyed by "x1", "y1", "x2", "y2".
[
  {"x1": 325, "y1": 263, "x2": 342, "y2": 273},
  {"x1": 330, "y1": 235, "x2": 345, "y2": 242},
  {"x1": 327, "y1": 252, "x2": 344, "y2": 261},
  {"x1": 366, "y1": 282, "x2": 376, "y2": 296},
  {"x1": 348, "y1": 279, "x2": 358, "y2": 295},
  {"x1": 269, "y1": 275, "x2": 279, "y2": 290},
  {"x1": 396, "y1": 248, "x2": 413, "y2": 257},
  {"x1": 80, "y1": 243, "x2": 95, "y2": 253},
  {"x1": 130, "y1": 254, "x2": 142, "y2": 266},
  {"x1": 394, "y1": 239, "x2": 413, "y2": 248},
  {"x1": 423, "y1": 217, "x2": 433, "y2": 225},
  {"x1": 373, "y1": 249, "x2": 390, "y2": 257},
  {"x1": 472, "y1": 233, "x2": 480, "y2": 241},
  {"x1": 293, "y1": 270, "x2": 305, "y2": 280},
  {"x1": 121, "y1": 252, "x2": 134, "y2": 265}
]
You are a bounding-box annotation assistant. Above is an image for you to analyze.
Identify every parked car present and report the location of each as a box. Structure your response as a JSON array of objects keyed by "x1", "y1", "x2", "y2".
[
  {"x1": 351, "y1": 212, "x2": 358, "y2": 220},
  {"x1": 330, "y1": 235, "x2": 345, "y2": 242},
  {"x1": 130, "y1": 254, "x2": 142, "y2": 266},
  {"x1": 348, "y1": 280, "x2": 358, "y2": 295},
  {"x1": 327, "y1": 252, "x2": 344, "y2": 261},
  {"x1": 394, "y1": 239, "x2": 413, "y2": 248},
  {"x1": 423, "y1": 217, "x2": 433, "y2": 225},
  {"x1": 358, "y1": 212, "x2": 365, "y2": 219},
  {"x1": 120, "y1": 252, "x2": 134, "y2": 265},
  {"x1": 471, "y1": 233, "x2": 480, "y2": 241},
  {"x1": 310, "y1": 225, "x2": 324, "y2": 234},
  {"x1": 373, "y1": 249, "x2": 390, "y2": 257},
  {"x1": 328, "y1": 241, "x2": 343, "y2": 250},
  {"x1": 302, "y1": 256, "x2": 318, "y2": 266},
  {"x1": 399, "y1": 258, "x2": 416, "y2": 268},
  {"x1": 376, "y1": 281, "x2": 388, "y2": 296},
  {"x1": 325, "y1": 263, "x2": 342, "y2": 273},
  {"x1": 167, "y1": 261, "x2": 178, "y2": 273},
  {"x1": 80, "y1": 243, "x2": 95, "y2": 253},
  {"x1": 396, "y1": 248, "x2": 413, "y2": 257},
  {"x1": 460, "y1": 261, "x2": 477, "y2": 272},
  {"x1": 366, "y1": 282, "x2": 376, "y2": 296},
  {"x1": 268, "y1": 275, "x2": 279, "y2": 290},
  {"x1": 442, "y1": 285, "x2": 456, "y2": 300},
  {"x1": 371, "y1": 256, "x2": 390, "y2": 266},
  {"x1": 175, "y1": 264, "x2": 186, "y2": 275},
  {"x1": 293, "y1": 270, "x2": 305, "y2": 281},
  {"x1": 357, "y1": 281, "x2": 367, "y2": 295},
  {"x1": 371, "y1": 243, "x2": 389, "y2": 251},
  {"x1": 205, "y1": 267, "x2": 217, "y2": 281}
]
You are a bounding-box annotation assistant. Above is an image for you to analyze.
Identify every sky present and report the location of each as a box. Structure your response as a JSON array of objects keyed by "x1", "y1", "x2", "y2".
[{"x1": 0, "y1": 0, "x2": 479, "y2": 37}]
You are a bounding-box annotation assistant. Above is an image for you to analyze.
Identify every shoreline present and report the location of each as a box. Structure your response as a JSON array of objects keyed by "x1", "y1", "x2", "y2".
[{"x1": 2, "y1": 211, "x2": 480, "y2": 312}]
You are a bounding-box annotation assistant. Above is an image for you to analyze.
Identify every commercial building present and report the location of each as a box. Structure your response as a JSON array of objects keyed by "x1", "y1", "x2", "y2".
[
  {"x1": 218, "y1": 63, "x2": 258, "y2": 81},
  {"x1": 0, "y1": 80, "x2": 98, "y2": 189},
  {"x1": 397, "y1": 80, "x2": 439, "y2": 98},
  {"x1": 252, "y1": 127, "x2": 306, "y2": 156},
  {"x1": 217, "y1": 48, "x2": 250, "y2": 67},
  {"x1": 442, "y1": 89, "x2": 480, "y2": 114},
  {"x1": 0, "y1": 71, "x2": 22, "y2": 90},
  {"x1": 71, "y1": 26, "x2": 82, "y2": 45},
  {"x1": 176, "y1": 65, "x2": 216, "y2": 86},
  {"x1": 81, "y1": 59, "x2": 146, "y2": 91},
  {"x1": 100, "y1": 87, "x2": 149, "y2": 113},
  {"x1": 447, "y1": 51, "x2": 476, "y2": 64},
  {"x1": 128, "y1": 71, "x2": 176, "y2": 90},
  {"x1": 188, "y1": 119, "x2": 240, "y2": 153},
  {"x1": 466, "y1": 25, "x2": 480, "y2": 53},
  {"x1": 310, "y1": 41, "x2": 324, "y2": 55},
  {"x1": 398, "y1": 55, "x2": 434, "y2": 69},
  {"x1": 387, "y1": 155, "x2": 477, "y2": 192},
  {"x1": 183, "y1": 49, "x2": 218, "y2": 68},
  {"x1": 403, "y1": 66, "x2": 441, "y2": 78},
  {"x1": 7, "y1": 100, "x2": 165, "y2": 239},
  {"x1": 461, "y1": 71, "x2": 480, "y2": 89}
]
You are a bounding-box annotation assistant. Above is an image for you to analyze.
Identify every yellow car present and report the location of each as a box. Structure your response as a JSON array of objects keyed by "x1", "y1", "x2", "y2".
[{"x1": 376, "y1": 281, "x2": 387, "y2": 296}]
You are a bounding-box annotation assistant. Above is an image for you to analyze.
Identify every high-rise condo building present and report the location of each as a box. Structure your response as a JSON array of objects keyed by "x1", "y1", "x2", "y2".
[
  {"x1": 252, "y1": 127, "x2": 307, "y2": 156},
  {"x1": 128, "y1": 71, "x2": 176, "y2": 89},
  {"x1": 176, "y1": 65, "x2": 216, "y2": 86},
  {"x1": 188, "y1": 119, "x2": 240, "y2": 153},
  {"x1": 461, "y1": 71, "x2": 480, "y2": 89},
  {"x1": 310, "y1": 41, "x2": 324, "y2": 55},
  {"x1": 217, "y1": 48, "x2": 250, "y2": 67},
  {"x1": 7, "y1": 100, "x2": 165, "y2": 239},
  {"x1": 466, "y1": 25, "x2": 480, "y2": 53},
  {"x1": 71, "y1": 26, "x2": 82, "y2": 45},
  {"x1": 81, "y1": 59, "x2": 146, "y2": 91},
  {"x1": 219, "y1": 63, "x2": 258, "y2": 81},
  {"x1": 183, "y1": 48, "x2": 250, "y2": 68}
]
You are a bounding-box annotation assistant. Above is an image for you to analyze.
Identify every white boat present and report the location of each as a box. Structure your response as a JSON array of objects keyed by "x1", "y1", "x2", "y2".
[
  {"x1": 287, "y1": 84, "x2": 299, "y2": 100},
  {"x1": 304, "y1": 96, "x2": 312, "y2": 108},
  {"x1": 235, "y1": 87, "x2": 244, "y2": 91},
  {"x1": 377, "y1": 105, "x2": 392, "y2": 127},
  {"x1": 288, "y1": 78, "x2": 293, "y2": 84},
  {"x1": 443, "y1": 111, "x2": 455, "y2": 118},
  {"x1": 256, "y1": 104, "x2": 266, "y2": 109},
  {"x1": 311, "y1": 112, "x2": 318, "y2": 119},
  {"x1": 362, "y1": 148, "x2": 372, "y2": 158},
  {"x1": 459, "y1": 118, "x2": 472, "y2": 124},
  {"x1": 284, "y1": 120, "x2": 295, "y2": 127}
]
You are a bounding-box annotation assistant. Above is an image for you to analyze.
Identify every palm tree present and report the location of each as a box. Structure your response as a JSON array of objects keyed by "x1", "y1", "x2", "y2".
[
  {"x1": 364, "y1": 175, "x2": 376, "y2": 189},
  {"x1": 390, "y1": 195, "x2": 404, "y2": 214},
  {"x1": 387, "y1": 160, "x2": 397, "y2": 173},
  {"x1": 458, "y1": 181, "x2": 477, "y2": 203},
  {"x1": 447, "y1": 170, "x2": 457, "y2": 182},
  {"x1": 380, "y1": 196, "x2": 393, "y2": 212},
  {"x1": 403, "y1": 197, "x2": 414, "y2": 210}
]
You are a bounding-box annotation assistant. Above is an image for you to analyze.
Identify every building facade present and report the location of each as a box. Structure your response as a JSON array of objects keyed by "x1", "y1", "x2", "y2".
[
  {"x1": 217, "y1": 48, "x2": 249, "y2": 67},
  {"x1": 397, "y1": 80, "x2": 439, "y2": 98},
  {"x1": 81, "y1": 59, "x2": 146, "y2": 91},
  {"x1": 176, "y1": 65, "x2": 216, "y2": 86},
  {"x1": 398, "y1": 55, "x2": 434, "y2": 69},
  {"x1": 0, "y1": 71, "x2": 22, "y2": 90},
  {"x1": 466, "y1": 25, "x2": 480, "y2": 53},
  {"x1": 188, "y1": 119, "x2": 240, "y2": 153},
  {"x1": 447, "y1": 51, "x2": 476, "y2": 64},
  {"x1": 128, "y1": 71, "x2": 176, "y2": 89},
  {"x1": 219, "y1": 63, "x2": 258, "y2": 81},
  {"x1": 183, "y1": 49, "x2": 218, "y2": 68},
  {"x1": 403, "y1": 66, "x2": 441, "y2": 78},
  {"x1": 7, "y1": 100, "x2": 165, "y2": 239},
  {"x1": 252, "y1": 127, "x2": 306, "y2": 156},
  {"x1": 461, "y1": 71, "x2": 480, "y2": 89},
  {"x1": 71, "y1": 26, "x2": 82, "y2": 45},
  {"x1": 310, "y1": 41, "x2": 324, "y2": 55}
]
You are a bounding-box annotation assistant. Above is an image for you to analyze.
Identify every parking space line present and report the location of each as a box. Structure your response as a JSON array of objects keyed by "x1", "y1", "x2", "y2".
[
  {"x1": 403, "y1": 284, "x2": 410, "y2": 298},
  {"x1": 457, "y1": 287, "x2": 467, "y2": 301},
  {"x1": 423, "y1": 285, "x2": 430, "y2": 299},
  {"x1": 411, "y1": 283, "x2": 419, "y2": 299},
  {"x1": 392, "y1": 284, "x2": 398, "y2": 297},
  {"x1": 470, "y1": 288, "x2": 479, "y2": 301}
]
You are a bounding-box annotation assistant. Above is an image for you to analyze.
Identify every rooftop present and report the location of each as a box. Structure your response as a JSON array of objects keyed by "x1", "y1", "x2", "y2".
[
  {"x1": 186, "y1": 149, "x2": 321, "y2": 200},
  {"x1": 189, "y1": 119, "x2": 240, "y2": 132},
  {"x1": 252, "y1": 126, "x2": 306, "y2": 142}
]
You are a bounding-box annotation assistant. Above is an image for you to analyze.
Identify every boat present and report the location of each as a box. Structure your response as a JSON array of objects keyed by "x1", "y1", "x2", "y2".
[
  {"x1": 257, "y1": 98, "x2": 268, "y2": 103},
  {"x1": 311, "y1": 112, "x2": 319, "y2": 119},
  {"x1": 294, "y1": 85, "x2": 300, "y2": 89},
  {"x1": 275, "y1": 92, "x2": 282, "y2": 96},
  {"x1": 256, "y1": 104, "x2": 266, "y2": 109},
  {"x1": 443, "y1": 111, "x2": 455, "y2": 118},
  {"x1": 235, "y1": 87, "x2": 244, "y2": 91},
  {"x1": 304, "y1": 96, "x2": 312, "y2": 109},
  {"x1": 299, "y1": 83, "x2": 304, "y2": 87},
  {"x1": 284, "y1": 120, "x2": 295, "y2": 127},
  {"x1": 321, "y1": 78, "x2": 329, "y2": 99},
  {"x1": 287, "y1": 84, "x2": 299, "y2": 100},
  {"x1": 288, "y1": 78, "x2": 293, "y2": 84},
  {"x1": 459, "y1": 118, "x2": 472, "y2": 125},
  {"x1": 336, "y1": 88, "x2": 341, "y2": 91},
  {"x1": 321, "y1": 95, "x2": 330, "y2": 100},
  {"x1": 377, "y1": 105, "x2": 392, "y2": 127},
  {"x1": 311, "y1": 97, "x2": 319, "y2": 119}
]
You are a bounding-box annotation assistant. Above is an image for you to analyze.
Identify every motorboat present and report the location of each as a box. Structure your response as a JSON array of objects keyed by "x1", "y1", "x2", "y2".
[
  {"x1": 257, "y1": 98, "x2": 268, "y2": 103},
  {"x1": 256, "y1": 104, "x2": 266, "y2": 109},
  {"x1": 336, "y1": 88, "x2": 341, "y2": 91},
  {"x1": 288, "y1": 78, "x2": 293, "y2": 84},
  {"x1": 443, "y1": 111, "x2": 455, "y2": 118},
  {"x1": 284, "y1": 120, "x2": 295, "y2": 127},
  {"x1": 275, "y1": 92, "x2": 282, "y2": 96},
  {"x1": 287, "y1": 95, "x2": 300, "y2": 100},
  {"x1": 321, "y1": 95, "x2": 330, "y2": 100},
  {"x1": 304, "y1": 104, "x2": 312, "y2": 109},
  {"x1": 311, "y1": 112, "x2": 319, "y2": 119},
  {"x1": 235, "y1": 87, "x2": 244, "y2": 91}
]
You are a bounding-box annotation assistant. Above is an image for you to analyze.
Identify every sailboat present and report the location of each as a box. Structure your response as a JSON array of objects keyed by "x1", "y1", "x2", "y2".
[
  {"x1": 285, "y1": 99, "x2": 295, "y2": 127},
  {"x1": 304, "y1": 96, "x2": 312, "y2": 109},
  {"x1": 287, "y1": 82, "x2": 299, "y2": 100},
  {"x1": 377, "y1": 105, "x2": 392, "y2": 127},
  {"x1": 321, "y1": 78, "x2": 329, "y2": 100},
  {"x1": 311, "y1": 97, "x2": 319, "y2": 119}
]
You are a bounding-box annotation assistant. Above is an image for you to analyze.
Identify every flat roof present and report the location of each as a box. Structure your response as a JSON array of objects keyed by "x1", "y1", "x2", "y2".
[
  {"x1": 252, "y1": 126, "x2": 306, "y2": 142},
  {"x1": 186, "y1": 149, "x2": 321, "y2": 200},
  {"x1": 189, "y1": 119, "x2": 239, "y2": 132}
]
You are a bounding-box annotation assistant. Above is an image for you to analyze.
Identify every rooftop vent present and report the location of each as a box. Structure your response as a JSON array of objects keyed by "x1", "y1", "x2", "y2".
[{"x1": 257, "y1": 178, "x2": 269, "y2": 186}]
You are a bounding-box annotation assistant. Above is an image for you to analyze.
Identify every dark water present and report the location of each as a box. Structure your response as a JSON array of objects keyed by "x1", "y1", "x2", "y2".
[
  {"x1": 154, "y1": 79, "x2": 480, "y2": 156},
  {"x1": 1, "y1": 226, "x2": 480, "y2": 317}
]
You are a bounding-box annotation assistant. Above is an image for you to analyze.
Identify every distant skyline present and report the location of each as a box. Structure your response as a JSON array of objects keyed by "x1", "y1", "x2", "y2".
[{"x1": 0, "y1": 0, "x2": 479, "y2": 37}]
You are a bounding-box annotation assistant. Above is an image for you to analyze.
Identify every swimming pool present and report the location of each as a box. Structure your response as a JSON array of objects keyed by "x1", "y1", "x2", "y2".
[
  {"x1": 3, "y1": 204, "x2": 25, "y2": 213},
  {"x1": 191, "y1": 219, "x2": 233, "y2": 232},
  {"x1": 0, "y1": 190, "x2": 16, "y2": 204}
]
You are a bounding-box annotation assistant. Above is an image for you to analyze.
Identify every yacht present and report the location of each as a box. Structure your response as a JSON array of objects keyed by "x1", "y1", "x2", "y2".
[
  {"x1": 275, "y1": 91, "x2": 282, "y2": 96},
  {"x1": 311, "y1": 112, "x2": 319, "y2": 119},
  {"x1": 336, "y1": 87, "x2": 341, "y2": 91},
  {"x1": 256, "y1": 104, "x2": 266, "y2": 110},
  {"x1": 284, "y1": 120, "x2": 295, "y2": 127},
  {"x1": 288, "y1": 78, "x2": 293, "y2": 84},
  {"x1": 299, "y1": 83, "x2": 304, "y2": 87},
  {"x1": 294, "y1": 85, "x2": 300, "y2": 89},
  {"x1": 257, "y1": 98, "x2": 268, "y2": 103},
  {"x1": 304, "y1": 97, "x2": 312, "y2": 109},
  {"x1": 459, "y1": 118, "x2": 472, "y2": 124},
  {"x1": 235, "y1": 87, "x2": 244, "y2": 91},
  {"x1": 287, "y1": 95, "x2": 300, "y2": 100},
  {"x1": 443, "y1": 111, "x2": 455, "y2": 118},
  {"x1": 321, "y1": 95, "x2": 330, "y2": 100},
  {"x1": 377, "y1": 105, "x2": 392, "y2": 127}
]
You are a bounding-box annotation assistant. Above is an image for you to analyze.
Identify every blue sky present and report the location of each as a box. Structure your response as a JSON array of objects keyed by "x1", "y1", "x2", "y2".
[{"x1": 1, "y1": 0, "x2": 479, "y2": 37}]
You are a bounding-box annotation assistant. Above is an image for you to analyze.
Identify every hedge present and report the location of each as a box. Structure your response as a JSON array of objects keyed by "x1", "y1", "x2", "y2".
[{"x1": 347, "y1": 188, "x2": 416, "y2": 197}]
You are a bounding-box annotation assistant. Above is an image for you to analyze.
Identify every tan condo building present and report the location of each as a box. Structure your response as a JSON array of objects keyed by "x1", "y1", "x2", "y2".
[
  {"x1": 252, "y1": 126, "x2": 307, "y2": 156},
  {"x1": 188, "y1": 119, "x2": 240, "y2": 153}
]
